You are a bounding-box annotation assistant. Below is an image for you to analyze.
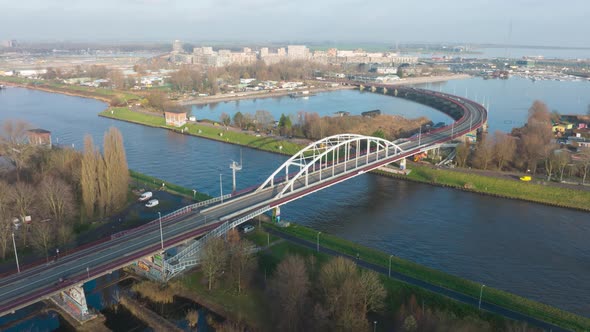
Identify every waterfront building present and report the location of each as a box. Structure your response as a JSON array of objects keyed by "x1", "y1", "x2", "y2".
[
  {"x1": 164, "y1": 110, "x2": 187, "y2": 127},
  {"x1": 27, "y1": 129, "x2": 52, "y2": 148}
]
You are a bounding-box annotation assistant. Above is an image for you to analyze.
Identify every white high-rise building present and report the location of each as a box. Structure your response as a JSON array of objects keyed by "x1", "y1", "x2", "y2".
[
  {"x1": 172, "y1": 40, "x2": 183, "y2": 53},
  {"x1": 287, "y1": 45, "x2": 309, "y2": 60}
]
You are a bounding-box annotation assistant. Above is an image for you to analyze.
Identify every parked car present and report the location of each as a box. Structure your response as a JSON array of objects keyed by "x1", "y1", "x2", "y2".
[
  {"x1": 242, "y1": 225, "x2": 255, "y2": 233},
  {"x1": 145, "y1": 199, "x2": 159, "y2": 208},
  {"x1": 138, "y1": 191, "x2": 153, "y2": 202}
]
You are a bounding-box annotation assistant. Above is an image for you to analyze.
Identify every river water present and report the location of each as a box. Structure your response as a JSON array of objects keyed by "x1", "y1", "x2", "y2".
[{"x1": 0, "y1": 81, "x2": 589, "y2": 318}]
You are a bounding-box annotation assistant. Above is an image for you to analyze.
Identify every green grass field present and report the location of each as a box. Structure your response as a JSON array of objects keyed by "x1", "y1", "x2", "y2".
[
  {"x1": 101, "y1": 107, "x2": 305, "y2": 155},
  {"x1": 381, "y1": 165, "x2": 590, "y2": 212},
  {"x1": 265, "y1": 222, "x2": 590, "y2": 331}
]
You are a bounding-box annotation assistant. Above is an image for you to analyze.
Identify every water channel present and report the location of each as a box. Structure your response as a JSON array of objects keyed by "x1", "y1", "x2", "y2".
[{"x1": 0, "y1": 78, "x2": 589, "y2": 318}]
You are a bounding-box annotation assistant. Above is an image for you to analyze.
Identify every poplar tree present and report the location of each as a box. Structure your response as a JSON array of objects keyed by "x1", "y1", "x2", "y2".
[
  {"x1": 81, "y1": 135, "x2": 98, "y2": 218},
  {"x1": 103, "y1": 127, "x2": 129, "y2": 214}
]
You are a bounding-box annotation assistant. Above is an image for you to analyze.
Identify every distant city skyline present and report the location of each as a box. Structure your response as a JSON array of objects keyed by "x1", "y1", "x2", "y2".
[{"x1": 0, "y1": 0, "x2": 588, "y2": 47}]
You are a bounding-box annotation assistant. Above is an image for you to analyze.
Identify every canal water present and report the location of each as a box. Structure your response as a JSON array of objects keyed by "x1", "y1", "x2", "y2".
[{"x1": 0, "y1": 81, "x2": 589, "y2": 318}]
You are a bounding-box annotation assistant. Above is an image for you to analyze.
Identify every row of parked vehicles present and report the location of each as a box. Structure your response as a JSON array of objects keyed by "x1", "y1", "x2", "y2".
[{"x1": 138, "y1": 191, "x2": 159, "y2": 207}]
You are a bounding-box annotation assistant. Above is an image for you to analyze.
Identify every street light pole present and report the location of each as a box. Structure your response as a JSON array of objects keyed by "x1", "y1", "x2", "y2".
[
  {"x1": 220, "y1": 174, "x2": 224, "y2": 203},
  {"x1": 451, "y1": 121, "x2": 454, "y2": 139},
  {"x1": 11, "y1": 233, "x2": 20, "y2": 273},
  {"x1": 418, "y1": 125, "x2": 422, "y2": 146},
  {"x1": 316, "y1": 231, "x2": 321, "y2": 252},
  {"x1": 478, "y1": 284, "x2": 486, "y2": 310},
  {"x1": 373, "y1": 320, "x2": 377, "y2": 332},
  {"x1": 87, "y1": 266, "x2": 90, "y2": 279},
  {"x1": 388, "y1": 255, "x2": 393, "y2": 278},
  {"x1": 158, "y1": 212, "x2": 164, "y2": 250}
]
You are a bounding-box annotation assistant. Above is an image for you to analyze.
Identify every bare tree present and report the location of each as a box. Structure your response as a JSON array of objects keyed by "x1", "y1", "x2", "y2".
[
  {"x1": 10, "y1": 182, "x2": 36, "y2": 246},
  {"x1": 30, "y1": 222, "x2": 54, "y2": 260},
  {"x1": 358, "y1": 270, "x2": 386, "y2": 315},
  {"x1": 268, "y1": 255, "x2": 310, "y2": 332},
  {"x1": 455, "y1": 140, "x2": 470, "y2": 168},
  {"x1": 40, "y1": 176, "x2": 75, "y2": 224},
  {"x1": 555, "y1": 150, "x2": 571, "y2": 182},
  {"x1": 0, "y1": 120, "x2": 33, "y2": 181},
  {"x1": 577, "y1": 148, "x2": 590, "y2": 184},
  {"x1": 493, "y1": 131, "x2": 516, "y2": 170},
  {"x1": 473, "y1": 137, "x2": 494, "y2": 170},
  {"x1": 220, "y1": 112, "x2": 231, "y2": 126},
  {"x1": 543, "y1": 144, "x2": 559, "y2": 181},
  {"x1": 201, "y1": 237, "x2": 227, "y2": 290},
  {"x1": 317, "y1": 256, "x2": 371, "y2": 331},
  {"x1": 0, "y1": 181, "x2": 12, "y2": 259},
  {"x1": 519, "y1": 101, "x2": 553, "y2": 173}
]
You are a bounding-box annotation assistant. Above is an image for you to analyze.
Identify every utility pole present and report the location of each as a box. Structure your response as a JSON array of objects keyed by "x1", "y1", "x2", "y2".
[
  {"x1": 229, "y1": 152, "x2": 242, "y2": 192},
  {"x1": 418, "y1": 125, "x2": 422, "y2": 146}
]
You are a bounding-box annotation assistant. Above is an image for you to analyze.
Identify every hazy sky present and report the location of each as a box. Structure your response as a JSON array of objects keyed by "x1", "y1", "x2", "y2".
[{"x1": 1, "y1": 0, "x2": 588, "y2": 46}]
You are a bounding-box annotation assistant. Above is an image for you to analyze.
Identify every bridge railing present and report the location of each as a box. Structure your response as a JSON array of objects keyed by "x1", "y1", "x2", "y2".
[{"x1": 110, "y1": 194, "x2": 232, "y2": 240}]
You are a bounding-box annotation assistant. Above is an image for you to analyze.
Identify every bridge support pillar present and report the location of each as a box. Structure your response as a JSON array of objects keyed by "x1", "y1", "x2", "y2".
[
  {"x1": 371, "y1": 86, "x2": 377, "y2": 92},
  {"x1": 50, "y1": 284, "x2": 95, "y2": 322},
  {"x1": 131, "y1": 252, "x2": 167, "y2": 281},
  {"x1": 400, "y1": 158, "x2": 407, "y2": 170},
  {"x1": 272, "y1": 206, "x2": 281, "y2": 223},
  {"x1": 383, "y1": 87, "x2": 387, "y2": 94}
]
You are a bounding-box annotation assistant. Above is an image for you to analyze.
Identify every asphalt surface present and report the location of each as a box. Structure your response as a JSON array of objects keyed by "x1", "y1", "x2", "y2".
[
  {"x1": 265, "y1": 228, "x2": 570, "y2": 332},
  {"x1": 0, "y1": 87, "x2": 488, "y2": 318}
]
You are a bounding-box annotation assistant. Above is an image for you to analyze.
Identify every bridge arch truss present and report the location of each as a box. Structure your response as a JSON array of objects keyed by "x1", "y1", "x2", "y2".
[{"x1": 256, "y1": 134, "x2": 404, "y2": 199}]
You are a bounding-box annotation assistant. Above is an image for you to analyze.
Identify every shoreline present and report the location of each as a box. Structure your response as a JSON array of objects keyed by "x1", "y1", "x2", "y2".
[
  {"x1": 178, "y1": 73, "x2": 471, "y2": 106},
  {"x1": 1, "y1": 81, "x2": 115, "y2": 104},
  {"x1": 5, "y1": 76, "x2": 590, "y2": 213}
]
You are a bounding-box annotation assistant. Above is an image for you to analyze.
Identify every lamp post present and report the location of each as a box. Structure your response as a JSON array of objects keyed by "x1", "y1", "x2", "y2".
[
  {"x1": 478, "y1": 284, "x2": 486, "y2": 310},
  {"x1": 86, "y1": 267, "x2": 90, "y2": 279},
  {"x1": 451, "y1": 121, "x2": 454, "y2": 139},
  {"x1": 373, "y1": 320, "x2": 377, "y2": 332},
  {"x1": 11, "y1": 233, "x2": 20, "y2": 273},
  {"x1": 388, "y1": 255, "x2": 393, "y2": 278},
  {"x1": 316, "y1": 231, "x2": 321, "y2": 252},
  {"x1": 158, "y1": 212, "x2": 164, "y2": 250},
  {"x1": 192, "y1": 189, "x2": 196, "y2": 199},
  {"x1": 418, "y1": 125, "x2": 422, "y2": 146},
  {"x1": 220, "y1": 174, "x2": 224, "y2": 203}
]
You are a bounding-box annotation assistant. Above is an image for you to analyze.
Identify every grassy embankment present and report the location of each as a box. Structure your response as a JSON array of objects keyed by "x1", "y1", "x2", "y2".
[
  {"x1": 0, "y1": 76, "x2": 140, "y2": 102},
  {"x1": 129, "y1": 170, "x2": 211, "y2": 202},
  {"x1": 264, "y1": 222, "x2": 590, "y2": 332},
  {"x1": 100, "y1": 107, "x2": 304, "y2": 156},
  {"x1": 377, "y1": 164, "x2": 590, "y2": 212},
  {"x1": 180, "y1": 228, "x2": 530, "y2": 331}
]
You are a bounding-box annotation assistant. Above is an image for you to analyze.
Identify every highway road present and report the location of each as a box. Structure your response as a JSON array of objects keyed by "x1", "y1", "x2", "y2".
[{"x1": 0, "y1": 87, "x2": 487, "y2": 317}]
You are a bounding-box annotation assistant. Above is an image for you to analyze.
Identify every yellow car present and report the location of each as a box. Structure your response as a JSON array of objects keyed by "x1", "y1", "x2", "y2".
[{"x1": 519, "y1": 176, "x2": 532, "y2": 182}]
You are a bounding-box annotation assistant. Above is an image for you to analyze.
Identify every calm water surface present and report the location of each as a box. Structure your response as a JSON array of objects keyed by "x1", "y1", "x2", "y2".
[{"x1": 0, "y1": 85, "x2": 589, "y2": 317}]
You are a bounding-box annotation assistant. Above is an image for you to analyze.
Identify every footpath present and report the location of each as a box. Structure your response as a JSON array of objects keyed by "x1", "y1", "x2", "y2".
[{"x1": 264, "y1": 226, "x2": 570, "y2": 332}]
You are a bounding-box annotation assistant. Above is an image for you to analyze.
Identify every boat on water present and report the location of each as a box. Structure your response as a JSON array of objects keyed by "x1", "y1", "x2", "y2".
[
  {"x1": 289, "y1": 90, "x2": 315, "y2": 98},
  {"x1": 138, "y1": 191, "x2": 153, "y2": 202},
  {"x1": 145, "y1": 199, "x2": 159, "y2": 208}
]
